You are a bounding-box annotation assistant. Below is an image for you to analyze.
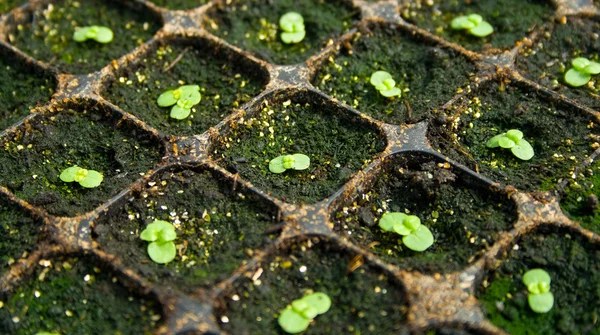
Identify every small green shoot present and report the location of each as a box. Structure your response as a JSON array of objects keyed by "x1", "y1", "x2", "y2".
[
  {"x1": 451, "y1": 14, "x2": 494, "y2": 37},
  {"x1": 523, "y1": 268, "x2": 554, "y2": 313},
  {"x1": 564, "y1": 57, "x2": 600, "y2": 87},
  {"x1": 379, "y1": 213, "x2": 434, "y2": 252},
  {"x1": 157, "y1": 85, "x2": 202, "y2": 120},
  {"x1": 60, "y1": 166, "x2": 103, "y2": 188},
  {"x1": 140, "y1": 220, "x2": 177, "y2": 264},
  {"x1": 35, "y1": 332, "x2": 61, "y2": 335},
  {"x1": 278, "y1": 292, "x2": 331, "y2": 334},
  {"x1": 73, "y1": 26, "x2": 114, "y2": 44},
  {"x1": 486, "y1": 129, "x2": 534, "y2": 161},
  {"x1": 370, "y1": 71, "x2": 401, "y2": 98},
  {"x1": 269, "y1": 153, "x2": 310, "y2": 174},
  {"x1": 279, "y1": 12, "x2": 306, "y2": 44}
]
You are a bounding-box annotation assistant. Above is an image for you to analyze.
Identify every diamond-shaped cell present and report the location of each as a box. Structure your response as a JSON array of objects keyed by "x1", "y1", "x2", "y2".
[
  {"x1": 401, "y1": 0, "x2": 555, "y2": 52},
  {"x1": 6, "y1": 0, "x2": 162, "y2": 74},
  {"x1": 211, "y1": 91, "x2": 386, "y2": 204},
  {"x1": 517, "y1": 17, "x2": 600, "y2": 109},
  {"x1": 146, "y1": 0, "x2": 208, "y2": 10},
  {"x1": 93, "y1": 167, "x2": 279, "y2": 293},
  {"x1": 478, "y1": 227, "x2": 600, "y2": 334},
  {"x1": 0, "y1": 0, "x2": 25, "y2": 14},
  {"x1": 560, "y1": 159, "x2": 600, "y2": 235},
  {"x1": 430, "y1": 81, "x2": 600, "y2": 192},
  {"x1": 0, "y1": 103, "x2": 163, "y2": 217},
  {"x1": 333, "y1": 153, "x2": 516, "y2": 274},
  {"x1": 205, "y1": 0, "x2": 360, "y2": 65},
  {"x1": 0, "y1": 255, "x2": 162, "y2": 334},
  {"x1": 103, "y1": 37, "x2": 268, "y2": 137},
  {"x1": 314, "y1": 23, "x2": 475, "y2": 125},
  {"x1": 216, "y1": 238, "x2": 409, "y2": 334}
]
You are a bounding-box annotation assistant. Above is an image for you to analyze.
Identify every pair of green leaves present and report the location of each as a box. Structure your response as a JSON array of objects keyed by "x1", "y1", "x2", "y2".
[
  {"x1": 450, "y1": 14, "x2": 494, "y2": 37},
  {"x1": 278, "y1": 292, "x2": 331, "y2": 334},
  {"x1": 269, "y1": 153, "x2": 310, "y2": 174},
  {"x1": 59, "y1": 166, "x2": 103, "y2": 188},
  {"x1": 564, "y1": 57, "x2": 600, "y2": 87},
  {"x1": 140, "y1": 220, "x2": 177, "y2": 264},
  {"x1": 523, "y1": 268, "x2": 554, "y2": 313},
  {"x1": 73, "y1": 26, "x2": 114, "y2": 44},
  {"x1": 157, "y1": 85, "x2": 202, "y2": 120},
  {"x1": 280, "y1": 12, "x2": 306, "y2": 44},
  {"x1": 486, "y1": 129, "x2": 534, "y2": 161},
  {"x1": 370, "y1": 71, "x2": 401, "y2": 98},
  {"x1": 379, "y1": 213, "x2": 434, "y2": 252}
]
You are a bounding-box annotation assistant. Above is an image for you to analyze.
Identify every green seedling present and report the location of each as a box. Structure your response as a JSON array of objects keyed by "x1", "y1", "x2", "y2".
[
  {"x1": 564, "y1": 57, "x2": 600, "y2": 87},
  {"x1": 35, "y1": 332, "x2": 61, "y2": 335},
  {"x1": 379, "y1": 213, "x2": 434, "y2": 252},
  {"x1": 60, "y1": 166, "x2": 103, "y2": 188},
  {"x1": 140, "y1": 220, "x2": 177, "y2": 264},
  {"x1": 523, "y1": 268, "x2": 554, "y2": 313},
  {"x1": 157, "y1": 85, "x2": 202, "y2": 120},
  {"x1": 278, "y1": 292, "x2": 331, "y2": 334},
  {"x1": 73, "y1": 26, "x2": 114, "y2": 44},
  {"x1": 486, "y1": 129, "x2": 534, "y2": 161},
  {"x1": 269, "y1": 153, "x2": 310, "y2": 174},
  {"x1": 279, "y1": 12, "x2": 306, "y2": 44},
  {"x1": 451, "y1": 14, "x2": 494, "y2": 37},
  {"x1": 370, "y1": 71, "x2": 401, "y2": 98}
]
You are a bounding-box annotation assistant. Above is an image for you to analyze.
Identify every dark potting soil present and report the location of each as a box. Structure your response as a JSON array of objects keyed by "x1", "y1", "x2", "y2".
[
  {"x1": 430, "y1": 82, "x2": 599, "y2": 192},
  {"x1": 314, "y1": 24, "x2": 475, "y2": 125},
  {"x1": 560, "y1": 159, "x2": 600, "y2": 235},
  {"x1": 147, "y1": 0, "x2": 207, "y2": 10},
  {"x1": 333, "y1": 156, "x2": 516, "y2": 274},
  {"x1": 401, "y1": 0, "x2": 555, "y2": 53},
  {"x1": 217, "y1": 239, "x2": 408, "y2": 335},
  {"x1": 213, "y1": 98, "x2": 386, "y2": 204},
  {"x1": 9, "y1": 0, "x2": 161, "y2": 74},
  {"x1": 94, "y1": 169, "x2": 279, "y2": 292},
  {"x1": 478, "y1": 228, "x2": 600, "y2": 335},
  {"x1": 0, "y1": 106, "x2": 163, "y2": 217},
  {"x1": 0, "y1": 257, "x2": 161, "y2": 335},
  {"x1": 105, "y1": 41, "x2": 266, "y2": 137},
  {"x1": 205, "y1": 0, "x2": 359, "y2": 65},
  {"x1": 0, "y1": 0, "x2": 25, "y2": 14},
  {"x1": 0, "y1": 199, "x2": 43, "y2": 275}
]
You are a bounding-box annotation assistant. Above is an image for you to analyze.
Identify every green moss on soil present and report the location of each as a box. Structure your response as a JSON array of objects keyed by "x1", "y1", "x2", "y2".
[
  {"x1": 105, "y1": 42, "x2": 266, "y2": 136},
  {"x1": 478, "y1": 228, "x2": 600, "y2": 335},
  {"x1": 334, "y1": 156, "x2": 516, "y2": 274},
  {"x1": 206, "y1": 0, "x2": 359, "y2": 65},
  {"x1": 217, "y1": 239, "x2": 408, "y2": 334},
  {"x1": 0, "y1": 257, "x2": 161, "y2": 335},
  {"x1": 10, "y1": 0, "x2": 160, "y2": 74},
  {"x1": 147, "y1": 0, "x2": 207, "y2": 10},
  {"x1": 560, "y1": 160, "x2": 600, "y2": 235},
  {"x1": 314, "y1": 24, "x2": 475, "y2": 125},
  {"x1": 0, "y1": 0, "x2": 25, "y2": 14},
  {"x1": 214, "y1": 99, "x2": 386, "y2": 204},
  {"x1": 0, "y1": 199, "x2": 43, "y2": 275},
  {"x1": 0, "y1": 107, "x2": 162, "y2": 217},
  {"x1": 402, "y1": 0, "x2": 555, "y2": 52},
  {"x1": 0, "y1": 54, "x2": 55, "y2": 131},
  {"x1": 95, "y1": 169, "x2": 278, "y2": 292},
  {"x1": 431, "y1": 82, "x2": 599, "y2": 192},
  {"x1": 517, "y1": 17, "x2": 600, "y2": 109}
]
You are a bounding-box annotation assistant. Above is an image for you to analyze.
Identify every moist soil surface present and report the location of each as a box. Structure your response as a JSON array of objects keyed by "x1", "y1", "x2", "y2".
[
  {"x1": 314, "y1": 24, "x2": 475, "y2": 125},
  {"x1": 9, "y1": 0, "x2": 161, "y2": 74},
  {"x1": 560, "y1": 159, "x2": 600, "y2": 235},
  {"x1": 105, "y1": 41, "x2": 266, "y2": 137},
  {"x1": 94, "y1": 168, "x2": 278, "y2": 292},
  {"x1": 0, "y1": 0, "x2": 25, "y2": 14},
  {"x1": 333, "y1": 156, "x2": 516, "y2": 274},
  {"x1": 0, "y1": 199, "x2": 43, "y2": 275},
  {"x1": 217, "y1": 238, "x2": 408, "y2": 335},
  {"x1": 147, "y1": 0, "x2": 207, "y2": 10},
  {"x1": 478, "y1": 227, "x2": 600, "y2": 335}
]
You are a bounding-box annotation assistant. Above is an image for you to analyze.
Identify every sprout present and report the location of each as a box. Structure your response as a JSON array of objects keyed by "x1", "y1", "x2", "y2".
[
  {"x1": 379, "y1": 213, "x2": 434, "y2": 252},
  {"x1": 59, "y1": 166, "x2": 103, "y2": 188},
  {"x1": 523, "y1": 268, "x2": 554, "y2": 313},
  {"x1": 157, "y1": 85, "x2": 202, "y2": 120},
  {"x1": 279, "y1": 12, "x2": 306, "y2": 44},
  {"x1": 450, "y1": 14, "x2": 494, "y2": 37},
  {"x1": 486, "y1": 129, "x2": 534, "y2": 161},
  {"x1": 269, "y1": 153, "x2": 310, "y2": 174},
  {"x1": 564, "y1": 57, "x2": 600, "y2": 87},
  {"x1": 278, "y1": 292, "x2": 331, "y2": 334},
  {"x1": 73, "y1": 26, "x2": 114, "y2": 44},
  {"x1": 140, "y1": 220, "x2": 177, "y2": 264},
  {"x1": 370, "y1": 71, "x2": 402, "y2": 98}
]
